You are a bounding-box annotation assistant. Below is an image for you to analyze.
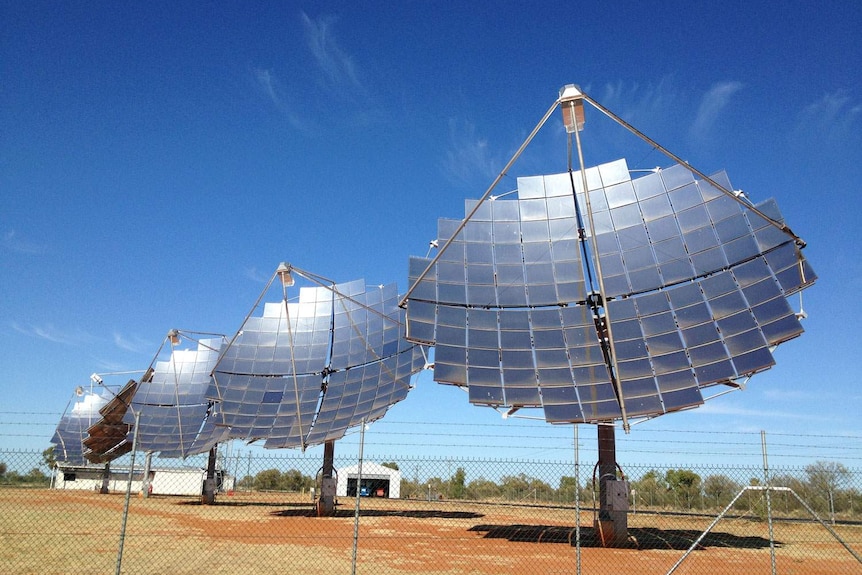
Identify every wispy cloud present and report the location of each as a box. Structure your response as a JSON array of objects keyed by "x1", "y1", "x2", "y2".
[
  {"x1": 443, "y1": 119, "x2": 500, "y2": 186},
  {"x1": 112, "y1": 332, "x2": 152, "y2": 354},
  {"x1": 245, "y1": 266, "x2": 271, "y2": 284},
  {"x1": 761, "y1": 388, "x2": 818, "y2": 402},
  {"x1": 90, "y1": 358, "x2": 143, "y2": 375},
  {"x1": 254, "y1": 68, "x2": 281, "y2": 106},
  {"x1": 9, "y1": 321, "x2": 152, "y2": 355},
  {"x1": 589, "y1": 78, "x2": 689, "y2": 159},
  {"x1": 250, "y1": 13, "x2": 370, "y2": 132},
  {"x1": 690, "y1": 81, "x2": 743, "y2": 138},
  {"x1": 252, "y1": 67, "x2": 312, "y2": 132},
  {"x1": 10, "y1": 321, "x2": 92, "y2": 346},
  {"x1": 2, "y1": 228, "x2": 46, "y2": 255},
  {"x1": 300, "y1": 11, "x2": 363, "y2": 92},
  {"x1": 698, "y1": 400, "x2": 827, "y2": 421},
  {"x1": 796, "y1": 90, "x2": 861, "y2": 141},
  {"x1": 598, "y1": 77, "x2": 682, "y2": 124}
]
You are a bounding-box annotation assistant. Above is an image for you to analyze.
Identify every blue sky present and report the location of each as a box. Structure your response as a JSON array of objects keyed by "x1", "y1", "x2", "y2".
[{"x1": 2, "y1": 2, "x2": 860, "y2": 470}]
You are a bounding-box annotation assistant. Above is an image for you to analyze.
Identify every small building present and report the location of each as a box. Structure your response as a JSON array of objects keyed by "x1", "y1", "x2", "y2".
[
  {"x1": 336, "y1": 463, "x2": 401, "y2": 499},
  {"x1": 53, "y1": 464, "x2": 234, "y2": 496}
]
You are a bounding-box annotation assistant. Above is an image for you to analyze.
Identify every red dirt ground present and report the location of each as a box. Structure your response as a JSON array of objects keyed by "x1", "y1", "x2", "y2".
[{"x1": 4, "y1": 489, "x2": 860, "y2": 574}]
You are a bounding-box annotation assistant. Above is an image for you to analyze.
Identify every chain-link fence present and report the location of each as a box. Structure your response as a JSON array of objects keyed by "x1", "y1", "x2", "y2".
[{"x1": 2, "y1": 435, "x2": 861, "y2": 575}]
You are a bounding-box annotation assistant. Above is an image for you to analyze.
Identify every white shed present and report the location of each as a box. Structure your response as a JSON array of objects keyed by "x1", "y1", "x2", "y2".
[
  {"x1": 53, "y1": 464, "x2": 234, "y2": 496},
  {"x1": 336, "y1": 463, "x2": 401, "y2": 499}
]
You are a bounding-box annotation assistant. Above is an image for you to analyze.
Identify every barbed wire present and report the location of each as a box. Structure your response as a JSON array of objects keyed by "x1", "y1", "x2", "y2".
[
  {"x1": 0, "y1": 411, "x2": 62, "y2": 416},
  {"x1": 7, "y1": 412, "x2": 860, "y2": 439},
  {"x1": 3, "y1": 410, "x2": 860, "y2": 464},
  {"x1": 370, "y1": 420, "x2": 862, "y2": 440}
]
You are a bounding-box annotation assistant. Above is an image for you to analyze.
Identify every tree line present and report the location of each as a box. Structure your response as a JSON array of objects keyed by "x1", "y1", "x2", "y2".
[
  {"x1": 628, "y1": 461, "x2": 860, "y2": 518},
  {"x1": 229, "y1": 459, "x2": 860, "y2": 519},
  {"x1": 8, "y1": 447, "x2": 859, "y2": 520},
  {"x1": 236, "y1": 468, "x2": 317, "y2": 492},
  {"x1": 0, "y1": 461, "x2": 50, "y2": 487}
]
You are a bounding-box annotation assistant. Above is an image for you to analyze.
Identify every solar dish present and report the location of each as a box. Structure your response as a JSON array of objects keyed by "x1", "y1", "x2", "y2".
[
  {"x1": 404, "y1": 87, "x2": 815, "y2": 430},
  {"x1": 208, "y1": 263, "x2": 428, "y2": 450},
  {"x1": 82, "y1": 377, "x2": 140, "y2": 463},
  {"x1": 123, "y1": 334, "x2": 230, "y2": 458},
  {"x1": 51, "y1": 386, "x2": 116, "y2": 465}
]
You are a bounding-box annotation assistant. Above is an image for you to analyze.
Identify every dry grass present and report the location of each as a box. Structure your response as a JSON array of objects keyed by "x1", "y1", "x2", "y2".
[{"x1": 2, "y1": 488, "x2": 860, "y2": 574}]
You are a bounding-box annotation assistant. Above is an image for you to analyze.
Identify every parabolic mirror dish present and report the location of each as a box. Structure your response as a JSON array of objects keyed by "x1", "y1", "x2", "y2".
[
  {"x1": 405, "y1": 157, "x2": 816, "y2": 424},
  {"x1": 122, "y1": 336, "x2": 230, "y2": 459},
  {"x1": 81, "y1": 378, "x2": 140, "y2": 463},
  {"x1": 51, "y1": 386, "x2": 117, "y2": 465},
  {"x1": 208, "y1": 266, "x2": 427, "y2": 450}
]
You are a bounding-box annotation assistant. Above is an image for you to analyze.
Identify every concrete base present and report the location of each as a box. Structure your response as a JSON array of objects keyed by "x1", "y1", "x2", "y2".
[
  {"x1": 594, "y1": 514, "x2": 629, "y2": 547},
  {"x1": 201, "y1": 479, "x2": 216, "y2": 505},
  {"x1": 316, "y1": 476, "x2": 337, "y2": 516},
  {"x1": 315, "y1": 495, "x2": 336, "y2": 517}
]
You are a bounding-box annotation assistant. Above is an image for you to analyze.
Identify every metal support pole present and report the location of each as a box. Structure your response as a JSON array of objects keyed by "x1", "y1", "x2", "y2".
[
  {"x1": 597, "y1": 423, "x2": 616, "y2": 508},
  {"x1": 666, "y1": 485, "x2": 752, "y2": 574},
  {"x1": 580, "y1": 92, "x2": 804, "y2": 246},
  {"x1": 399, "y1": 97, "x2": 561, "y2": 308},
  {"x1": 667, "y1": 485, "x2": 862, "y2": 574},
  {"x1": 571, "y1": 117, "x2": 630, "y2": 433},
  {"x1": 115, "y1": 410, "x2": 140, "y2": 575},
  {"x1": 595, "y1": 423, "x2": 628, "y2": 546},
  {"x1": 317, "y1": 440, "x2": 337, "y2": 516},
  {"x1": 788, "y1": 487, "x2": 862, "y2": 564},
  {"x1": 142, "y1": 452, "x2": 152, "y2": 499},
  {"x1": 351, "y1": 421, "x2": 366, "y2": 575},
  {"x1": 246, "y1": 451, "x2": 252, "y2": 490},
  {"x1": 574, "y1": 424, "x2": 581, "y2": 575},
  {"x1": 100, "y1": 462, "x2": 111, "y2": 494},
  {"x1": 201, "y1": 445, "x2": 217, "y2": 505},
  {"x1": 761, "y1": 431, "x2": 777, "y2": 575}
]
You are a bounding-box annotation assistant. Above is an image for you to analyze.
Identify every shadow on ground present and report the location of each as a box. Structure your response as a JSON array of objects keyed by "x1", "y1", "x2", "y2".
[
  {"x1": 178, "y1": 499, "x2": 483, "y2": 518},
  {"x1": 178, "y1": 499, "x2": 296, "y2": 508},
  {"x1": 469, "y1": 524, "x2": 780, "y2": 550},
  {"x1": 270, "y1": 505, "x2": 484, "y2": 519},
  {"x1": 178, "y1": 498, "x2": 776, "y2": 549}
]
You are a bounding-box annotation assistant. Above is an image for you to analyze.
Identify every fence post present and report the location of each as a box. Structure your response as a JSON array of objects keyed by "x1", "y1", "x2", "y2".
[
  {"x1": 761, "y1": 430, "x2": 777, "y2": 575},
  {"x1": 351, "y1": 419, "x2": 366, "y2": 575},
  {"x1": 142, "y1": 452, "x2": 152, "y2": 499},
  {"x1": 115, "y1": 410, "x2": 140, "y2": 575},
  {"x1": 666, "y1": 486, "x2": 752, "y2": 574},
  {"x1": 574, "y1": 424, "x2": 581, "y2": 575}
]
